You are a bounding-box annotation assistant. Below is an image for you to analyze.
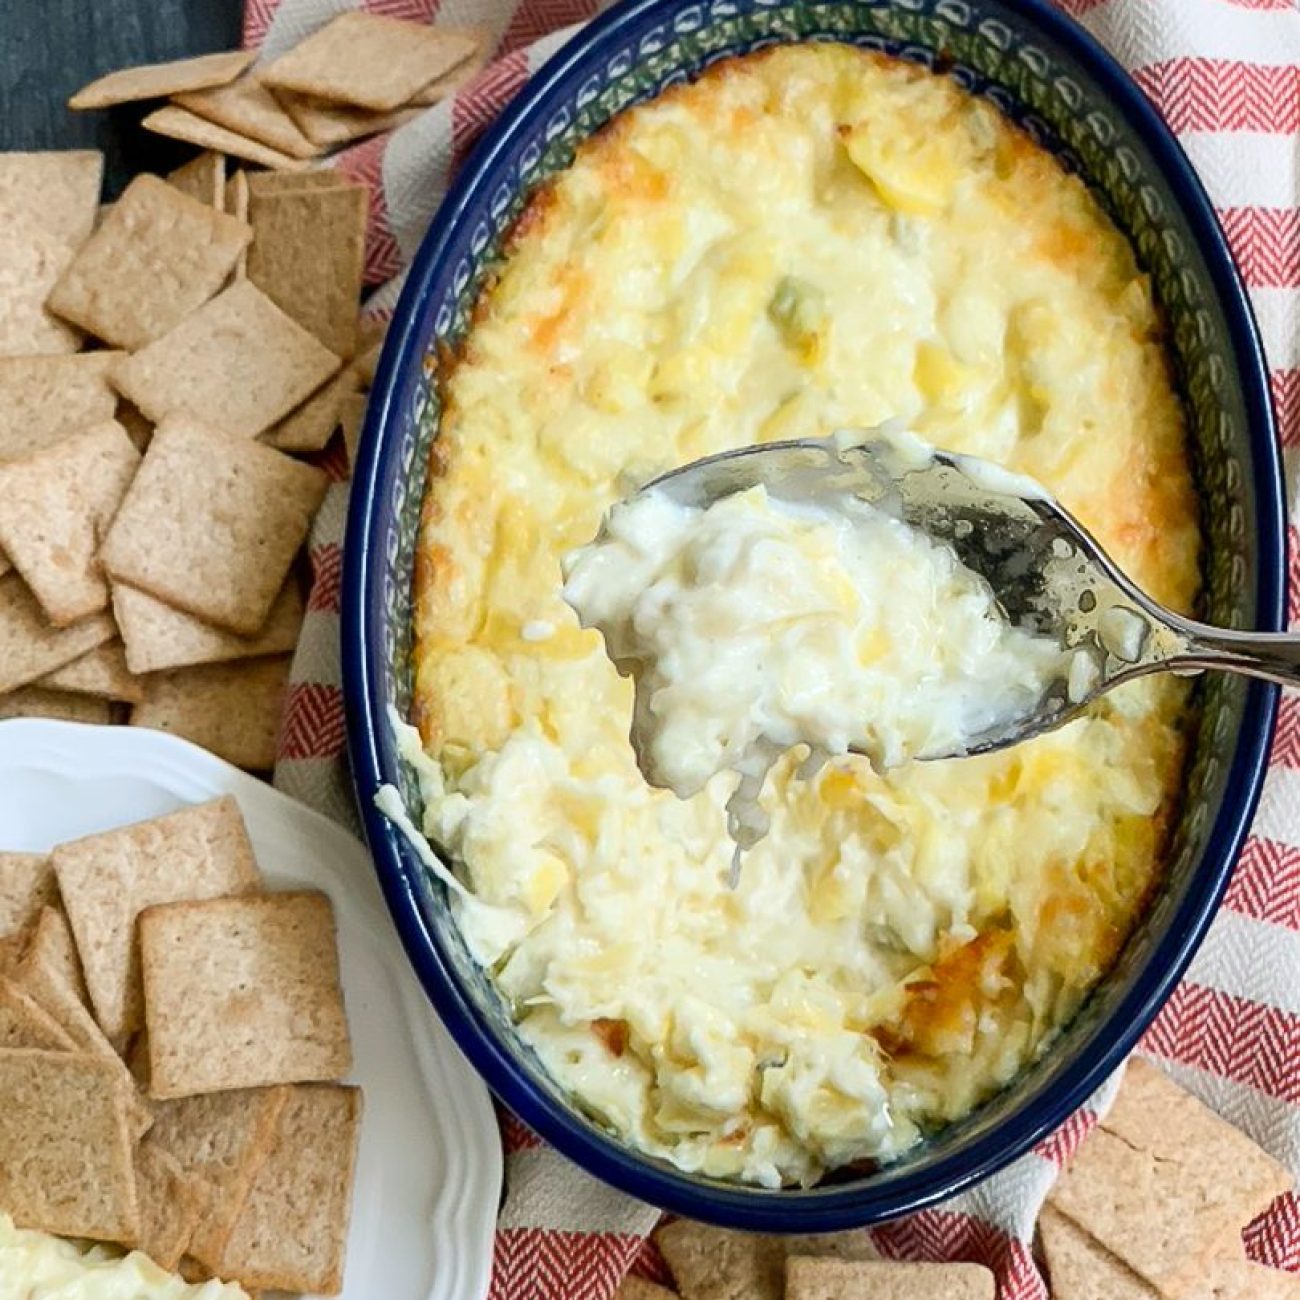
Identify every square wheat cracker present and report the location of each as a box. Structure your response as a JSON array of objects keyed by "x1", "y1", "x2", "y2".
[
  {"x1": 166, "y1": 151, "x2": 226, "y2": 209},
  {"x1": 130, "y1": 655, "x2": 291, "y2": 770},
  {"x1": 1048, "y1": 1059, "x2": 1292, "y2": 1298},
  {"x1": 0, "y1": 1047, "x2": 139, "y2": 1243},
  {"x1": 142, "y1": 105, "x2": 311, "y2": 172},
  {"x1": 46, "y1": 174, "x2": 250, "y2": 351},
  {"x1": 38, "y1": 640, "x2": 143, "y2": 703},
  {"x1": 0, "y1": 978, "x2": 76, "y2": 1050},
  {"x1": 141, "y1": 890, "x2": 351, "y2": 1098},
  {"x1": 0, "y1": 151, "x2": 102, "y2": 246},
  {"x1": 656, "y1": 1220, "x2": 878, "y2": 1300},
  {"x1": 1040, "y1": 1205, "x2": 1300, "y2": 1300},
  {"x1": 147, "y1": 1085, "x2": 289, "y2": 1270},
  {"x1": 615, "y1": 1282, "x2": 678, "y2": 1300},
  {"x1": 245, "y1": 169, "x2": 345, "y2": 196},
  {"x1": 0, "y1": 572, "x2": 115, "y2": 693},
  {"x1": 132, "y1": 1141, "x2": 210, "y2": 1272},
  {"x1": 246, "y1": 182, "x2": 368, "y2": 356},
  {"x1": 114, "y1": 579, "x2": 303, "y2": 675},
  {"x1": 261, "y1": 12, "x2": 479, "y2": 111},
  {"x1": 111, "y1": 278, "x2": 342, "y2": 439},
  {"x1": 0, "y1": 218, "x2": 82, "y2": 356},
  {"x1": 174, "y1": 76, "x2": 319, "y2": 160},
  {"x1": 0, "y1": 687, "x2": 113, "y2": 724},
  {"x1": 265, "y1": 360, "x2": 363, "y2": 451},
  {"x1": 101, "y1": 416, "x2": 327, "y2": 634},
  {"x1": 785, "y1": 1258, "x2": 995, "y2": 1300},
  {"x1": 410, "y1": 35, "x2": 490, "y2": 105},
  {"x1": 0, "y1": 352, "x2": 122, "y2": 463},
  {"x1": 52, "y1": 794, "x2": 262, "y2": 1043},
  {"x1": 277, "y1": 94, "x2": 422, "y2": 150},
  {"x1": 21, "y1": 905, "x2": 91, "y2": 1009},
  {"x1": 212, "y1": 1083, "x2": 362, "y2": 1293},
  {"x1": 69, "y1": 50, "x2": 255, "y2": 110},
  {"x1": 340, "y1": 390, "x2": 369, "y2": 470},
  {"x1": 0, "y1": 420, "x2": 140, "y2": 626},
  {"x1": 0, "y1": 852, "x2": 55, "y2": 938}
]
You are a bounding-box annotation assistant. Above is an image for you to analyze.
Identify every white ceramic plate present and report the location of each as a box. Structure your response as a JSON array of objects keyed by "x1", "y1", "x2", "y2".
[{"x1": 0, "y1": 718, "x2": 501, "y2": 1300}]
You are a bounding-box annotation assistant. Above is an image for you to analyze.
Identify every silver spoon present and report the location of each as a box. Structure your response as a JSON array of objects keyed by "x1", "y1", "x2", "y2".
[{"x1": 641, "y1": 431, "x2": 1297, "y2": 760}]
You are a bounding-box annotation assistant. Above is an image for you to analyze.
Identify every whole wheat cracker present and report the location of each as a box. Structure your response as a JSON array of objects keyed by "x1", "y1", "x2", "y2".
[
  {"x1": 340, "y1": 390, "x2": 369, "y2": 471},
  {"x1": 0, "y1": 572, "x2": 116, "y2": 693},
  {"x1": 142, "y1": 105, "x2": 310, "y2": 172},
  {"x1": 1040, "y1": 1205, "x2": 1300, "y2": 1300},
  {"x1": 69, "y1": 50, "x2": 255, "y2": 110},
  {"x1": 246, "y1": 182, "x2": 368, "y2": 356},
  {"x1": 0, "y1": 352, "x2": 123, "y2": 463},
  {"x1": 166, "y1": 151, "x2": 226, "y2": 209},
  {"x1": 13, "y1": 914, "x2": 158, "y2": 1137},
  {"x1": 1038, "y1": 1204, "x2": 1154, "y2": 1300},
  {"x1": 1048, "y1": 1060, "x2": 1293, "y2": 1299},
  {"x1": 264, "y1": 362, "x2": 363, "y2": 452},
  {"x1": 0, "y1": 852, "x2": 55, "y2": 938},
  {"x1": 174, "y1": 76, "x2": 320, "y2": 161},
  {"x1": 0, "y1": 977, "x2": 77, "y2": 1050},
  {"x1": 150, "y1": 1086, "x2": 291, "y2": 1271},
  {"x1": 614, "y1": 1281, "x2": 679, "y2": 1300},
  {"x1": 211, "y1": 1083, "x2": 362, "y2": 1293},
  {"x1": 0, "y1": 150, "x2": 103, "y2": 246},
  {"x1": 0, "y1": 218, "x2": 82, "y2": 356},
  {"x1": 111, "y1": 278, "x2": 342, "y2": 440},
  {"x1": 130, "y1": 655, "x2": 291, "y2": 771},
  {"x1": 409, "y1": 36, "x2": 490, "y2": 105},
  {"x1": 0, "y1": 419, "x2": 140, "y2": 626},
  {"x1": 38, "y1": 640, "x2": 143, "y2": 704},
  {"x1": 0, "y1": 687, "x2": 114, "y2": 724},
  {"x1": 245, "y1": 169, "x2": 345, "y2": 196},
  {"x1": 22, "y1": 905, "x2": 91, "y2": 1010},
  {"x1": 260, "y1": 12, "x2": 479, "y2": 111},
  {"x1": 785, "y1": 1258, "x2": 995, "y2": 1300},
  {"x1": 114, "y1": 579, "x2": 304, "y2": 676},
  {"x1": 47, "y1": 174, "x2": 250, "y2": 351},
  {"x1": 276, "y1": 93, "x2": 422, "y2": 150},
  {"x1": 100, "y1": 416, "x2": 328, "y2": 635},
  {"x1": 132, "y1": 1141, "x2": 210, "y2": 1272},
  {"x1": 52, "y1": 794, "x2": 262, "y2": 1043},
  {"x1": 655, "y1": 1220, "x2": 878, "y2": 1300},
  {"x1": 0, "y1": 1047, "x2": 139, "y2": 1243},
  {"x1": 141, "y1": 891, "x2": 352, "y2": 1098}
]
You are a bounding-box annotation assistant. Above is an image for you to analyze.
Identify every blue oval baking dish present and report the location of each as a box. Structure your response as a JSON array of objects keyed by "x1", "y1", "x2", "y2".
[{"x1": 343, "y1": 0, "x2": 1284, "y2": 1230}]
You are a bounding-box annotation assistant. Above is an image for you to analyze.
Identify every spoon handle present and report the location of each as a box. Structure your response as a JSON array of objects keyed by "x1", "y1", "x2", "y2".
[{"x1": 1167, "y1": 624, "x2": 1300, "y2": 689}]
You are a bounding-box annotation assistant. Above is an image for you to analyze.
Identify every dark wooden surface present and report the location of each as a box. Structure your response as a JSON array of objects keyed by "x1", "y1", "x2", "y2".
[{"x1": 0, "y1": 0, "x2": 244, "y2": 197}]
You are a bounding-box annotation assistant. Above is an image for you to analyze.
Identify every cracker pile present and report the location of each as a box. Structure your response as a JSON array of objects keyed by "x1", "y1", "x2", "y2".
[
  {"x1": 1042, "y1": 1058, "x2": 1298, "y2": 1299},
  {"x1": 0, "y1": 136, "x2": 384, "y2": 762},
  {"x1": 621, "y1": 1062, "x2": 1296, "y2": 1300},
  {"x1": 71, "y1": 15, "x2": 489, "y2": 161},
  {"x1": 0, "y1": 796, "x2": 361, "y2": 1295}
]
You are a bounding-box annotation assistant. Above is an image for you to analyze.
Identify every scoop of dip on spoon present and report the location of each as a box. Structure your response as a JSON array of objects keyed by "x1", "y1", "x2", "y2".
[{"x1": 563, "y1": 426, "x2": 1295, "y2": 872}]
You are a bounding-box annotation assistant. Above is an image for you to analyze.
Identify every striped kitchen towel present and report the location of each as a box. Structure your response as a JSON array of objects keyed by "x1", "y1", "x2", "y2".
[{"x1": 259, "y1": 0, "x2": 1300, "y2": 1295}]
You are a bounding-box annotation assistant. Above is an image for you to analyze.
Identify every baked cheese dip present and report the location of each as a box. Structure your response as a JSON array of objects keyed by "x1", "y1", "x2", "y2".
[
  {"x1": 562, "y1": 451, "x2": 1078, "y2": 852},
  {"x1": 410, "y1": 44, "x2": 1199, "y2": 1185}
]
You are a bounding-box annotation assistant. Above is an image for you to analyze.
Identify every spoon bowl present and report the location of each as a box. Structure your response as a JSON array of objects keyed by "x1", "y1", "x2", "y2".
[{"x1": 645, "y1": 431, "x2": 1296, "y2": 758}]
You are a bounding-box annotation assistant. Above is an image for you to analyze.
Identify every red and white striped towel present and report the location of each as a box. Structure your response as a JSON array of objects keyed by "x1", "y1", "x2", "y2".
[{"x1": 259, "y1": 1, "x2": 1300, "y2": 1295}]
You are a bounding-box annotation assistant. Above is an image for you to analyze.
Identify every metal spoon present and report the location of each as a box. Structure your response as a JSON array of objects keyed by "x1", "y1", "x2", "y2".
[{"x1": 642, "y1": 431, "x2": 1296, "y2": 760}]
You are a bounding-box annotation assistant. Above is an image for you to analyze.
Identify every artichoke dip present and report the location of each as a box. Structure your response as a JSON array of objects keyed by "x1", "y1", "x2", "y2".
[
  {"x1": 562, "y1": 456, "x2": 1078, "y2": 853},
  {"x1": 410, "y1": 44, "x2": 1199, "y2": 1186}
]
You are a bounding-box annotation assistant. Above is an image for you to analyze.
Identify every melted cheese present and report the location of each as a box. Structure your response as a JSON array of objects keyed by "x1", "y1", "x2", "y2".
[
  {"x1": 562, "y1": 465, "x2": 1077, "y2": 849},
  {"x1": 0, "y1": 1215, "x2": 247, "y2": 1300},
  {"x1": 412, "y1": 44, "x2": 1199, "y2": 1186}
]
